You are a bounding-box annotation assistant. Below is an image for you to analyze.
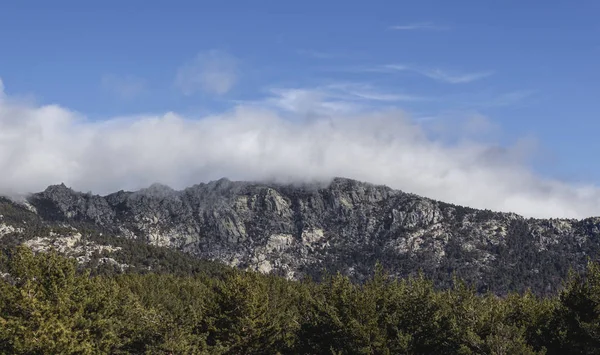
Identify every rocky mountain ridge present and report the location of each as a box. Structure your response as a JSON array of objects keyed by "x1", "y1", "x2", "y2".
[{"x1": 2, "y1": 177, "x2": 600, "y2": 295}]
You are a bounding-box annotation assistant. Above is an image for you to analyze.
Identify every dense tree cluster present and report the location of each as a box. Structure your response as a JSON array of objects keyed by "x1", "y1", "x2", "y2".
[{"x1": 2, "y1": 247, "x2": 600, "y2": 354}]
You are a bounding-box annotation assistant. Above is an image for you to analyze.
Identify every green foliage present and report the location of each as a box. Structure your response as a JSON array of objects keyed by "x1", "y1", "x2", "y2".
[
  {"x1": 2, "y1": 248, "x2": 600, "y2": 354},
  {"x1": 208, "y1": 271, "x2": 300, "y2": 353}
]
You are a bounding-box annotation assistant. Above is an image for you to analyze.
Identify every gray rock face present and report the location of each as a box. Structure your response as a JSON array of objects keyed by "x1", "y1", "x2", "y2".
[{"x1": 4, "y1": 177, "x2": 600, "y2": 294}]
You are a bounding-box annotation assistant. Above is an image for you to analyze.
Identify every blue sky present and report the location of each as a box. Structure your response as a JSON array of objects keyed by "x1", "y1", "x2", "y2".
[{"x1": 1, "y1": 0, "x2": 600, "y2": 217}]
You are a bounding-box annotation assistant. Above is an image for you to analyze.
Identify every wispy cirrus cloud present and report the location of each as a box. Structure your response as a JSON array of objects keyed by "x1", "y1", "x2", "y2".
[
  {"x1": 239, "y1": 83, "x2": 428, "y2": 116},
  {"x1": 322, "y1": 64, "x2": 493, "y2": 84},
  {"x1": 325, "y1": 83, "x2": 427, "y2": 102},
  {"x1": 264, "y1": 88, "x2": 361, "y2": 115},
  {"x1": 432, "y1": 89, "x2": 536, "y2": 110},
  {"x1": 479, "y1": 90, "x2": 536, "y2": 108},
  {"x1": 174, "y1": 50, "x2": 238, "y2": 96},
  {"x1": 388, "y1": 22, "x2": 449, "y2": 31},
  {"x1": 420, "y1": 69, "x2": 494, "y2": 84},
  {"x1": 101, "y1": 74, "x2": 147, "y2": 100},
  {"x1": 384, "y1": 64, "x2": 494, "y2": 84}
]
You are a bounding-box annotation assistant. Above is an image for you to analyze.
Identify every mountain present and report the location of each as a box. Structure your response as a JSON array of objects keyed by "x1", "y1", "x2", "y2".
[{"x1": 2, "y1": 177, "x2": 600, "y2": 295}]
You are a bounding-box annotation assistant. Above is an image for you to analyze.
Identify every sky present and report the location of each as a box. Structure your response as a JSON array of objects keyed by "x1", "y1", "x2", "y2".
[{"x1": 1, "y1": 0, "x2": 600, "y2": 218}]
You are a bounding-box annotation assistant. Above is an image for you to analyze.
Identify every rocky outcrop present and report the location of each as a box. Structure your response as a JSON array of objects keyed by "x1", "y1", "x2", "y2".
[
  {"x1": 23, "y1": 232, "x2": 126, "y2": 270},
  {"x1": 2, "y1": 177, "x2": 600, "y2": 295}
]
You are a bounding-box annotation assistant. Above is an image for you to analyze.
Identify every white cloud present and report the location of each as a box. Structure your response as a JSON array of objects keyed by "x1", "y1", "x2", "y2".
[
  {"x1": 174, "y1": 50, "x2": 237, "y2": 96},
  {"x1": 424, "y1": 113, "x2": 501, "y2": 143},
  {"x1": 1, "y1": 78, "x2": 600, "y2": 219},
  {"x1": 101, "y1": 74, "x2": 146, "y2": 99},
  {"x1": 389, "y1": 22, "x2": 448, "y2": 31}
]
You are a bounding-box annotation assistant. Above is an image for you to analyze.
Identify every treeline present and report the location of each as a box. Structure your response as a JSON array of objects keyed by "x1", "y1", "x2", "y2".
[{"x1": 1, "y1": 247, "x2": 600, "y2": 354}]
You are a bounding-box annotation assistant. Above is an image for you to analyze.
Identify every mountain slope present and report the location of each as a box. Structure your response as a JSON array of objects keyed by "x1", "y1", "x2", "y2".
[{"x1": 2, "y1": 177, "x2": 600, "y2": 295}]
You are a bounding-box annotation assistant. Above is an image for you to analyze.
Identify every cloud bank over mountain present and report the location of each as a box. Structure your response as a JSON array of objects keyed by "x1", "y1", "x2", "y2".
[{"x1": 0, "y1": 77, "x2": 597, "y2": 219}]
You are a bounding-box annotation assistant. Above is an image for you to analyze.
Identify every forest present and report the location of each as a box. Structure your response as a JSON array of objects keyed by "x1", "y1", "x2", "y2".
[{"x1": 1, "y1": 246, "x2": 600, "y2": 354}]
